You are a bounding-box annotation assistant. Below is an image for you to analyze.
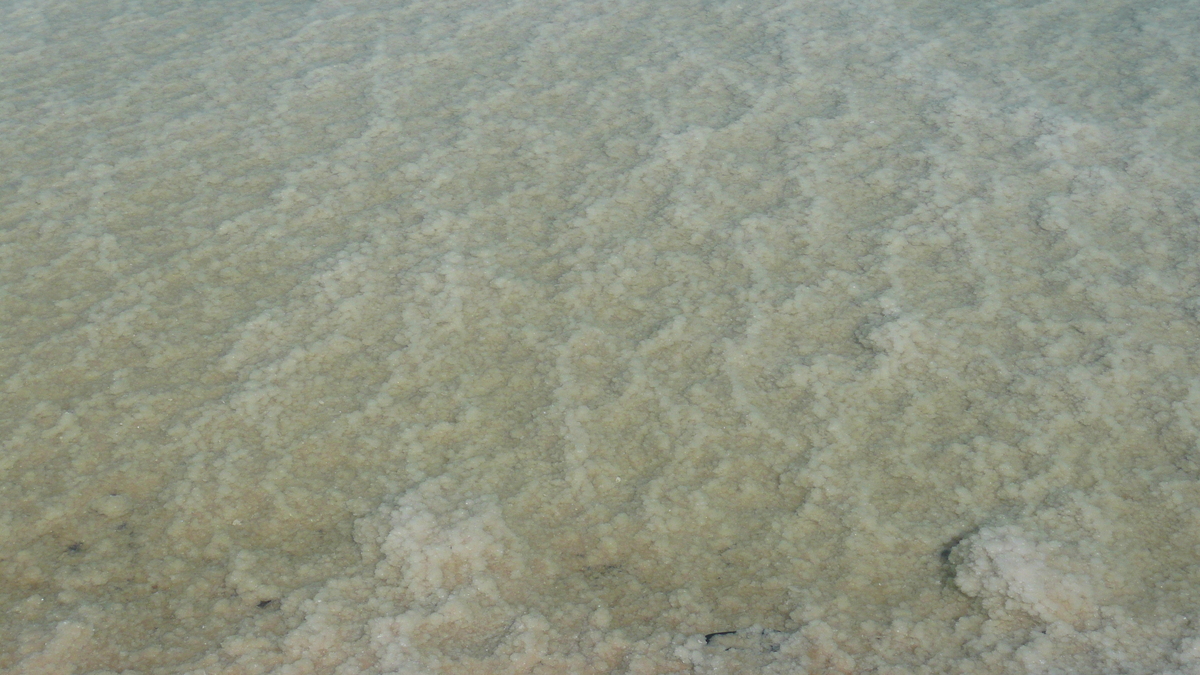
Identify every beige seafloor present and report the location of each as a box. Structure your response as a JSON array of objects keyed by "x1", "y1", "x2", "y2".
[{"x1": 3, "y1": 0, "x2": 1200, "y2": 672}]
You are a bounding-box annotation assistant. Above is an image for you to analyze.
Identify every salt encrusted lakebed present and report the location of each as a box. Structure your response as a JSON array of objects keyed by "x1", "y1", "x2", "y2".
[{"x1": 3, "y1": 0, "x2": 1200, "y2": 672}]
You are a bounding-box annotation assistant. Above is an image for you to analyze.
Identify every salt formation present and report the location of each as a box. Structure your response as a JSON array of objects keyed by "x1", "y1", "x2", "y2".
[
  {"x1": 3, "y1": 0, "x2": 1200, "y2": 671},
  {"x1": 274, "y1": 478, "x2": 642, "y2": 674},
  {"x1": 944, "y1": 516, "x2": 1194, "y2": 675},
  {"x1": 951, "y1": 525, "x2": 1100, "y2": 628}
]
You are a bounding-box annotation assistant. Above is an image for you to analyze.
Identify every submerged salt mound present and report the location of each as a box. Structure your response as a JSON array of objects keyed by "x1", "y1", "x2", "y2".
[
  {"x1": 362, "y1": 479, "x2": 550, "y2": 673},
  {"x1": 277, "y1": 477, "x2": 649, "y2": 675},
  {"x1": 950, "y1": 525, "x2": 1100, "y2": 628},
  {"x1": 947, "y1": 523, "x2": 1193, "y2": 675}
]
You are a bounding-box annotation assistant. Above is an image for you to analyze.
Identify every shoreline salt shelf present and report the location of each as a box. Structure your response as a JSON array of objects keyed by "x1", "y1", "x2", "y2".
[{"x1": 3, "y1": 0, "x2": 1199, "y2": 672}]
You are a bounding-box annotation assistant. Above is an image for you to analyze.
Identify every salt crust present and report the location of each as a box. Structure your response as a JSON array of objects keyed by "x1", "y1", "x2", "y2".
[{"x1": 3, "y1": 0, "x2": 1200, "y2": 672}]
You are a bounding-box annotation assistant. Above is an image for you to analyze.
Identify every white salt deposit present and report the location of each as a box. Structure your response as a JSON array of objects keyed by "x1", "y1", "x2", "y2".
[{"x1": 3, "y1": 0, "x2": 1200, "y2": 672}]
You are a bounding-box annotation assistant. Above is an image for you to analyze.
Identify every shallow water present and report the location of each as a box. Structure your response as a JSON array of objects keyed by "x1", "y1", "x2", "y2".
[{"x1": 3, "y1": 0, "x2": 1199, "y2": 672}]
